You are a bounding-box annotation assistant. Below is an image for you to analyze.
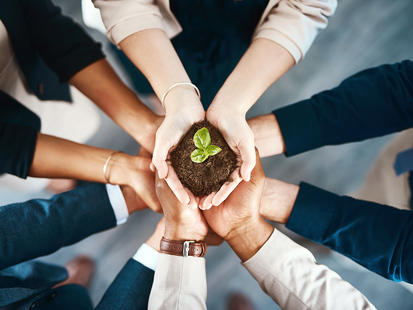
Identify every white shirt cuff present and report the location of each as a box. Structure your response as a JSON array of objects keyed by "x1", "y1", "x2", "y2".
[
  {"x1": 133, "y1": 243, "x2": 159, "y2": 271},
  {"x1": 106, "y1": 184, "x2": 129, "y2": 225}
]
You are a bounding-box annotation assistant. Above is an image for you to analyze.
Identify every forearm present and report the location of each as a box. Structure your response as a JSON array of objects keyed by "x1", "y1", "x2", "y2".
[
  {"x1": 286, "y1": 183, "x2": 413, "y2": 283},
  {"x1": 29, "y1": 133, "x2": 137, "y2": 186},
  {"x1": 274, "y1": 61, "x2": 413, "y2": 156},
  {"x1": 70, "y1": 59, "x2": 159, "y2": 151},
  {"x1": 119, "y1": 30, "x2": 195, "y2": 107},
  {"x1": 210, "y1": 39, "x2": 294, "y2": 114},
  {"x1": 241, "y1": 228, "x2": 375, "y2": 310}
]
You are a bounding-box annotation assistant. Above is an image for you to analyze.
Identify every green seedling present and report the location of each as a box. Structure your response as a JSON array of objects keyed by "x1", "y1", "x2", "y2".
[{"x1": 190, "y1": 127, "x2": 222, "y2": 163}]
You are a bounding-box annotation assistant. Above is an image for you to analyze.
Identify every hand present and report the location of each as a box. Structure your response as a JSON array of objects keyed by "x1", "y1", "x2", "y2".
[
  {"x1": 152, "y1": 89, "x2": 205, "y2": 206},
  {"x1": 202, "y1": 149, "x2": 263, "y2": 239},
  {"x1": 109, "y1": 153, "x2": 161, "y2": 213},
  {"x1": 260, "y1": 177, "x2": 299, "y2": 224},
  {"x1": 155, "y1": 173, "x2": 208, "y2": 241},
  {"x1": 203, "y1": 105, "x2": 255, "y2": 208},
  {"x1": 203, "y1": 150, "x2": 273, "y2": 261}
]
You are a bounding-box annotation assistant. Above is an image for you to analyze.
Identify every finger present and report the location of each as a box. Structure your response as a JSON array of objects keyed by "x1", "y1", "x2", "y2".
[
  {"x1": 237, "y1": 134, "x2": 256, "y2": 182},
  {"x1": 164, "y1": 166, "x2": 190, "y2": 205},
  {"x1": 185, "y1": 188, "x2": 198, "y2": 210},
  {"x1": 249, "y1": 148, "x2": 264, "y2": 184},
  {"x1": 152, "y1": 132, "x2": 171, "y2": 179},
  {"x1": 212, "y1": 168, "x2": 242, "y2": 206},
  {"x1": 150, "y1": 162, "x2": 156, "y2": 172},
  {"x1": 199, "y1": 193, "x2": 214, "y2": 210}
]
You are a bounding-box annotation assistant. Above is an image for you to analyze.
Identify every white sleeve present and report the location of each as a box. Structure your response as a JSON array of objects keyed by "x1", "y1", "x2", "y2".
[
  {"x1": 148, "y1": 253, "x2": 207, "y2": 310},
  {"x1": 105, "y1": 184, "x2": 129, "y2": 225},
  {"x1": 133, "y1": 243, "x2": 159, "y2": 271},
  {"x1": 254, "y1": 0, "x2": 337, "y2": 62},
  {"x1": 243, "y1": 229, "x2": 377, "y2": 310}
]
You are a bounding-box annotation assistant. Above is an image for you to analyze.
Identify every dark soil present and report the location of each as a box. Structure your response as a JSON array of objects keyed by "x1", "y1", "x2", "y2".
[{"x1": 170, "y1": 121, "x2": 238, "y2": 197}]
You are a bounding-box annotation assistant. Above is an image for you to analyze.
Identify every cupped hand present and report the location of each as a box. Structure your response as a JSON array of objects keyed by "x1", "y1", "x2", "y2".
[
  {"x1": 152, "y1": 90, "x2": 205, "y2": 206},
  {"x1": 204, "y1": 105, "x2": 256, "y2": 208},
  {"x1": 202, "y1": 149, "x2": 264, "y2": 239},
  {"x1": 155, "y1": 173, "x2": 208, "y2": 241}
]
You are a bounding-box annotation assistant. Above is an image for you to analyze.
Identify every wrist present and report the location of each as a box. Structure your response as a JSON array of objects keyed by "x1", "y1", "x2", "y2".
[
  {"x1": 108, "y1": 152, "x2": 137, "y2": 186},
  {"x1": 226, "y1": 217, "x2": 273, "y2": 262},
  {"x1": 163, "y1": 87, "x2": 202, "y2": 113},
  {"x1": 247, "y1": 114, "x2": 286, "y2": 156},
  {"x1": 260, "y1": 179, "x2": 299, "y2": 224},
  {"x1": 164, "y1": 220, "x2": 206, "y2": 241}
]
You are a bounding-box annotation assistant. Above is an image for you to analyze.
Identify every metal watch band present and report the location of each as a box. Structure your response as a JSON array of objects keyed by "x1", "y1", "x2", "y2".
[{"x1": 160, "y1": 237, "x2": 207, "y2": 257}]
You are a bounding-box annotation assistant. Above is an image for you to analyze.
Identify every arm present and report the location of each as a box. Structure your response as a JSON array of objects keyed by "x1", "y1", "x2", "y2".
[
  {"x1": 148, "y1": 175, "x2": 208, "y2": 310},
  {"x1": 239, "y1": 227, "x2": 376, "y2": 310},
  {"x1": 268, "y1": 61, "x2": 413, "y2": 156},
  {"x1": 69, "y1": 59, "x2": 161, "y2": 152},
  {"x1": 203, "y1": 0, "x2": 337, "y2": 206},
  {"x1": 204, "y1": 153, "x2": 375, "y2": 309},
  {"x1": 261, "y1": 179, "x2": 413, "y2": 283},
  {"x1": 119, "y1": 29, "x2": 203, "y2": 207},
  {"x1": 0, "y1": 183, "x2": 113, "y2": 269},
  {"x1": 96, "y1": 219, "x2": 164, "y2": 310},
  {"x1": 21, "y1": 0, "x2": 161, "y2": 152}
]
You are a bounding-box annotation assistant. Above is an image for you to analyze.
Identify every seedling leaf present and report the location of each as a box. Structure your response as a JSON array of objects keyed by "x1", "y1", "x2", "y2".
[{"x1": 193, "y1": 127, "x2": 211, "y2": 149}]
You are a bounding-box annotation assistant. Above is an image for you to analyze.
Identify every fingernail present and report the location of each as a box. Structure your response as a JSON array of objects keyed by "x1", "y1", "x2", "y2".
[{"x1": 150, "y1": 163, "x2": 155, "y2": 172}]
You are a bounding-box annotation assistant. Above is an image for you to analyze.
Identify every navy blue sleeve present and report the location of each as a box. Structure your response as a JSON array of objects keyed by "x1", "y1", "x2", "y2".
[
  {"x1": 286, "y1": 182, "x2": 413, "y2": 283},
  {"x1": 273, "y1": 60, "x2": 413, "y2": 156},
  {"x1": 19, "y1": 0, "x2": 104, "y2": 81},
  {"x1": 0, "y1": 183, "x2": 117, "y2": 270},
  {"x1": 96, "y1": 259, "x2": 154, "y2": 310},
  {"x1": 0, "y1": 91, "x2": 40, "y2": 178}
]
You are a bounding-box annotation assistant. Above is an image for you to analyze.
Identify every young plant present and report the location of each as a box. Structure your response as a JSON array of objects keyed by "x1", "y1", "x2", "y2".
[{"x1": 190, "y1": 127, "x2": 222, "y2": 163}]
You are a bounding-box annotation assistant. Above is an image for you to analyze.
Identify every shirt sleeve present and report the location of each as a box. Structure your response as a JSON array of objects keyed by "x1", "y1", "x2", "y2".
[
  {"x1": 105, "y1": 184, "x2": 129, "y2": 225},
  {"x1": 148, "y1": 253, "x2": 207, "y2": 310},
  {"x1": 273, "y1": 60, "x2": 413, "y2": 156},
  {"x1": 93, "y1": 0, "x2": 180, "y2": 45},
  {"x1": 286, "y1": 182, "x2": 413, "y2": 283},
  {"x1": 133, "y1": 243, "x2": 160, "y2": 271},
  {"x1": 254, "y1": 0, "x2": 337, "y2": 62},
  {"x1": 243, "y1": 228, "x2": 376, "y2": 310}
]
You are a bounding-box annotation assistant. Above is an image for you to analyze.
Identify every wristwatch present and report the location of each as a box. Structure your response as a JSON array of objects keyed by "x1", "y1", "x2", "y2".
[{"x1": 160, "y1": 237, "x2": 207, "y2": 257}]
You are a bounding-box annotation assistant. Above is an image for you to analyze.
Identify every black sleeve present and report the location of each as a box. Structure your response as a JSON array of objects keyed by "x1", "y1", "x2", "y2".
[
  {"x1": 19, "y1": 0, "x2": 105, "y2": 82},
  {"x1": 0, "y1": 91, "x2": 40, "y2": 178},
  {"x1": 273, "y1": 60, "x2": 413, "y2": 156},
  {"x1": 286, "y1": 182, "x2": 413, "y2": 283}
]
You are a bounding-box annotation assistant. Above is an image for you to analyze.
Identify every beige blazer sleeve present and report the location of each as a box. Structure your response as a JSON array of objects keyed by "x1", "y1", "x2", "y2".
[
  {"x1": 255, "y1": 0, "x2": 337, "y2": 62},
  {"x1": 148, "y1": 253, "x2": 207, "y2": 310},
  {"x1": 92, "y1": 0, "x2": 182, "y2": 44},
  {"x1": 243, "y1": 229, "x2": 377, "y2": 310}
]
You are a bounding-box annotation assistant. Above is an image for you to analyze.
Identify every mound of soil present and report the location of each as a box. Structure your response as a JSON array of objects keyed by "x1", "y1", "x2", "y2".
[{"x1": 170, "y1": 121, "x2": 238, "y2": 197}]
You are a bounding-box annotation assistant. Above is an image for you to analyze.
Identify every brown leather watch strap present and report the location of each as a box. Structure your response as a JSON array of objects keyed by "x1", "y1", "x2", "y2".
[{"x1": 160, "y1": 237, "x2": 207, "y2": 257}]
